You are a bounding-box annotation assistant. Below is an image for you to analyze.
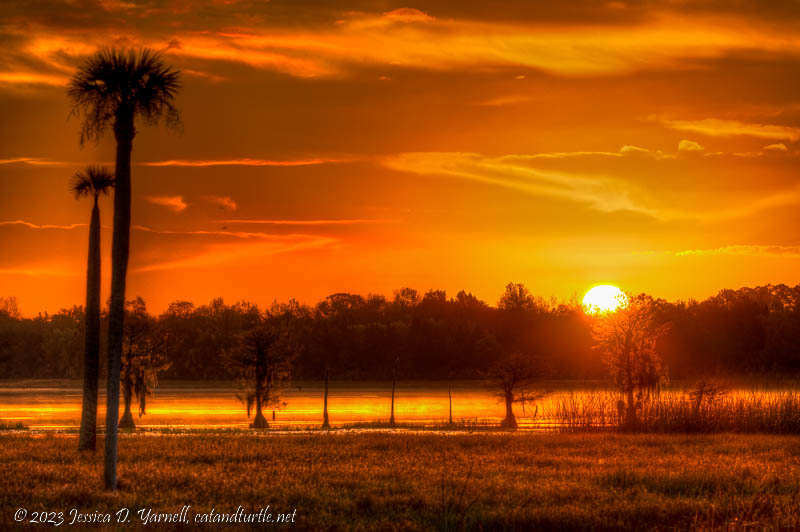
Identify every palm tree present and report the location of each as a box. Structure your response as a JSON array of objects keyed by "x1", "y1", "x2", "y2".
[
  {"x1": 68, "y1": 48, "x2": 180, "y2": 490},
  {"x1": 72, "y1": 166, "x2": 114, "y2": 452}
]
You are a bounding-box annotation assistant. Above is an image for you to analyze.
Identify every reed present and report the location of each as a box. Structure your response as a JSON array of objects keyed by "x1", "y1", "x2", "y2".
[
  {"x1": 549, "y1": 389, "x2": 800, "y2": 433},
  {"x1": 0, "y1": 420, "x2": 27, "y2": 431}
]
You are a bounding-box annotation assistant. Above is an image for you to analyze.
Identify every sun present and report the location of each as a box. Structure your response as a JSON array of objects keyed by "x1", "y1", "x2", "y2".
[{"x1": 582, "y1": 285, "x2": 627, "y2": 315}]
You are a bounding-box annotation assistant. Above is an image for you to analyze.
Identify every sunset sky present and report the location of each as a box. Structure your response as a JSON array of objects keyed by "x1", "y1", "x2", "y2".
[{"x1": 1, "y1": 0, "x2": 800, "y2": 315}]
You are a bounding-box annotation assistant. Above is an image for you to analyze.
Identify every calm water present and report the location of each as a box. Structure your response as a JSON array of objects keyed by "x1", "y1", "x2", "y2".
[
  {"x1": 0, "y1": 380, "x2": 597, "y2": 430},
  {"x1": 1, "y1": 380, "x2": 795, "y2": 430}
]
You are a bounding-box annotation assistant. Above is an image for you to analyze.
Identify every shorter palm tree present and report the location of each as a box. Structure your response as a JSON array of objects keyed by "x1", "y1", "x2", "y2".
[{"x1": 72, "y1": 166, "x2": 114, "y2": 451}]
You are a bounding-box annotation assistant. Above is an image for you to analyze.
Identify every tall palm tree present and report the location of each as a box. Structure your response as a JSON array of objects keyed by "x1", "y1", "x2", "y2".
[
  {"x1": 72, "y1": 166, "x2": 115, "y2": 452},
  {"x1": 68, "y1": 48, "x2": 180, "y2": 490}
]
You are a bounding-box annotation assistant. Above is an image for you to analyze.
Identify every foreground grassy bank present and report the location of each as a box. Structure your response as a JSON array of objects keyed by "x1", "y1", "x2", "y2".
[{"x1": 1, "y1": 433, "x2": 799, "y2": 530}]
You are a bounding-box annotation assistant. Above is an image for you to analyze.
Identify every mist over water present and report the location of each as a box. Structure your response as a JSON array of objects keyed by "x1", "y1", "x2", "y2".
[
  {"x1": 0, "y1": 380, "x2": 593, "y2": 430},
  {"x1": 2, "y1": 380, "x2": 793, "y2": 431}
]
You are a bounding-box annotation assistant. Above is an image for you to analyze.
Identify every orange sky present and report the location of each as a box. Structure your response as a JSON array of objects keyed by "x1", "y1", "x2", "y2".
[{"x1": 1, "y1": 1, "x2": 800, "y2": 315}]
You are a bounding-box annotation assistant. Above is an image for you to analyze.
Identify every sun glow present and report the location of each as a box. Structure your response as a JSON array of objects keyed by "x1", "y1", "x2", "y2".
[{"x1": 582, "y1": 285, "x2": 627, "y2": 315}]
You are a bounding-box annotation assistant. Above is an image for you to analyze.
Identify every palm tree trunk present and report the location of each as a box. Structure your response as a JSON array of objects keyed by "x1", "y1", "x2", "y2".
[
  {"x1": 78, "y1": 198, "x2": 101, "y2": 451},
  {"x1": 105, "y1": 112, "x2": 133, "y2": 491},
  {"x1": 322, "y1": 367, "x2": 330, "y2": 429}
]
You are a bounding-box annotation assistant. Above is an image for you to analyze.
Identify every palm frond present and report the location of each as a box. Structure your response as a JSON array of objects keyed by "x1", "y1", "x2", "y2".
[
  {"x1": 68, "y1": 47, "x2": 182, "y2": 144},
  {"x1": 70, "y1": 166, "x2": 115, "y2": 199}
]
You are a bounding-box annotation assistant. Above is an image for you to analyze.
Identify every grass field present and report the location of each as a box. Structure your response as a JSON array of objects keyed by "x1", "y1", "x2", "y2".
[{"x1": 2, "y1": 432, "x2": 799, "y2": 530}]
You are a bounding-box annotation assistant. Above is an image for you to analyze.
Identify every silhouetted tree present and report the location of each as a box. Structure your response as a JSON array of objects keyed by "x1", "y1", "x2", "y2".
[
  {"x1": 592, "y1": 293, "x2": 669, "y2": 430},
  {"x1": 228, "y1": 320, "x2": 293, "y2": 429},
  {"x1": 389, "y1": 356, "x2": 399, "y2": 427},
  {"x1": 71, "y1": 166, "x2": 114, "y2": 451},
  {"x1": 498, "y1": 282, "x2": 541, "y2": 311},
  {"x1": 485, "y1": 352, "x2": 544, "y2": 429},
  {"x1": 119, "y1": 298, "x2": 170, "y2": 429},
  {"x1": 11, "y1": 284, "x2": 800, "y2": 384},
  {"x1": 0, "y1": 296, "x2": 20, "y2": 318},
  {"x1": 69, "y1": 48, "x2": 180, "y2": 490},
  {"x1": 322, "y1": 367, "x2": 331, "y2": 429}
]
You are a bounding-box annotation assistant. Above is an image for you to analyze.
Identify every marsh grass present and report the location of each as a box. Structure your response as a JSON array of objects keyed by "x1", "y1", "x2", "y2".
[
  {"x1": 2, "y1": 433, "x2": 799, "y2": 530},
  {"x1": 340, "y1": 418, "x2": 496, "y2": 432},
  {"x1": 551, "y1": 390, "x2": 800, "y2": 433},
  {"x1": 0, "y1": 420, "x2": 27, "y2": 431}
]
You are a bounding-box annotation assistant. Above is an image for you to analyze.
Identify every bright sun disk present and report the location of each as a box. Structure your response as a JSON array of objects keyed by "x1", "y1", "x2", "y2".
[{"x1": 582, "y1": 285, "x2": 627, "y2": 315}]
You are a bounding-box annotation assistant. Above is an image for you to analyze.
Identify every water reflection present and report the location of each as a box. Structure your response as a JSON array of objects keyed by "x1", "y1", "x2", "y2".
[
  {"x1": 1, "y1": 381, "x2": 561, "y2": 430},
  {"x1": 1, "y1": 380, "x2": 793, "y2": 431}
]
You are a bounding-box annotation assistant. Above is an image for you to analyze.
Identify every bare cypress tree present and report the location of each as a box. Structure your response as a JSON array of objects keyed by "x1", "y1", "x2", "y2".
[
  {"x1": 389, "y1": 356, "x2": 399, "y2": 428},
  {"x1": 448, "y1": 385, "x2": 453, "y2": 426},
  {"x1": 592, "y1": 293, "x2": 669, "y2": 431},
  {"x1": 322, "y1": 367, "x2": 331, "y2": 429},
  {"x1": 228, "y1": 323, "x2": 292, "y2": 429}
]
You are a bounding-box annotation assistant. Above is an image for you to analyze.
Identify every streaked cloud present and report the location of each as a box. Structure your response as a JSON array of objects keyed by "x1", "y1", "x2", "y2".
[
  {"x1": 205, "y1": 196, "x2": 237, "y2": 211},
  {"x1": 133, "y1": 225, "x2": 311, "y2": 240},
  {"x1": 663, "y1": 186, "x2": 800, "y2": 221},
  {"x1": 0, "y1": 72, "x2": 69, "y2": 86},
  {"x1": 141, "y1": 158, "x2": 342, "y2": 167},
  {"x1": 382, "y1": 8, "x2": 434, "y2": 23},
  {"x1": 674, "y1": 245, "x2": 800, "y2": 257},
  {"x1": 145, "y1": 195, "x2": 188, "y2": 212},
  {"x1": 5, "y1": 8, "x2": 800, "y2": 85},
  {"x1": 764, "y1": 143, "x2": 789, "y2": 152},
  {"x1": 0, "y1": 220, "x2": 86, "y2": 230},
  {"x1": 0, "y1": 266, "x2": 79, "y2": 277},
  {"x1": 219, "y1": 219, "x2": 398, "y2": 226},
  {"x1": 0, "y1": 157, "x2": 74, "y2": 167},
  {"x1": 476, "y1": 95, "x2": 532, "y2": 107},
  {"x1": 658, "y1": 118, "x2": 800, "y2": 142},
  {"x1": 678, "y1": 139, "x2": 704, "y2": 152},
  {"x1": 134, "y1": 235, "x2": 337, "y2": 272},
  {"x1": 382, "y1": 151, "x2": 660, "y2": 217}
]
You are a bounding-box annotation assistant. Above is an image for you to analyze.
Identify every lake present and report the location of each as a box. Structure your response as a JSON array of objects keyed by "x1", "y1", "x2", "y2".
[
  {"x1": 2, "y1": 380, "x2": 796, "y2": 431},
  {"x1": 0, "y1": 380, "x2": 607, "y2": 430}
]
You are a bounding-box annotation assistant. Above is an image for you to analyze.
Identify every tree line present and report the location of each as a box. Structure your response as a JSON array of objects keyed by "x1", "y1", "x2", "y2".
[
  {"x1": 4, "y1": 282, "x2": 800, "y2": 383},
  {"x1": 12, "y1": 45, "x2": 800, "y2": 490}
]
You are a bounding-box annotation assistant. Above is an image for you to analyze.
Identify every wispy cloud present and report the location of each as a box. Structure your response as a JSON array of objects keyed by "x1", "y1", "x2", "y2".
[
  {"x1": 7, "y1": 9, "x2": 800, "y2": 83},
  {"x1": 0, "y1": 72, "x2": 69, "y2": 86},
  {"x1": 382, "y1": 151, "x2": 660, "y2": 217},
  {"x1": 477, "y1": 95, "x2": 533, "y2": 107},
  {"x1": 133, "y1": 225, "x2": 319, "y2": 240},
  {"x1": 134, "y1": 235, "x2": 337, "y2": 272},
  {"x1": 764, "y1": 143, "x2": 789, "y2": 152},
  {"x1": 658, "y1": 118, "x2": 800, "y2": 142},
  {"x1": 381, "y1": 8, "x2": 434, "y2": 23},
  {"x1": 0, "y1": 157, "x2": 74, "y2": 167},
  {"x1": 662, "y1": 186, "x2": 800, "y2": 222},
  {"x1": 0, "y1": 266, "x2": 79, "y2": 277},
  {"x1": 0, "y1": 220, "x2": 86, "y2": 230},
  {"x1": 219, "y1": 218, "x2": 398, "y2": 226},
  {"x1": 674, "y1": 245, "x2": 800, "y2": 257},
  {"x1": 206, "y1": 196, "x2": 237, "y2": 211},
  {"x1": 145, "y1": 195, "x2": 188, "y2": 212},
  {"x1": 141, "y1": 158, "x2": 342, "y2": 167},
  {"x1": 678, "y1": 139, "x2": 704, "y2": 152},
  {"x1": 507, "y1": 145, "x2": 674, "y2": 160}
]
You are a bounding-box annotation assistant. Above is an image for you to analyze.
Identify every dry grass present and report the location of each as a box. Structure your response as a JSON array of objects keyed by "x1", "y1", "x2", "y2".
[
  {"x1": 1, "y1": 432, "x2": 799, "y2": 530},
  {"x1": 550, "y1": 390, "x2": 800, "y2": 433}
]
